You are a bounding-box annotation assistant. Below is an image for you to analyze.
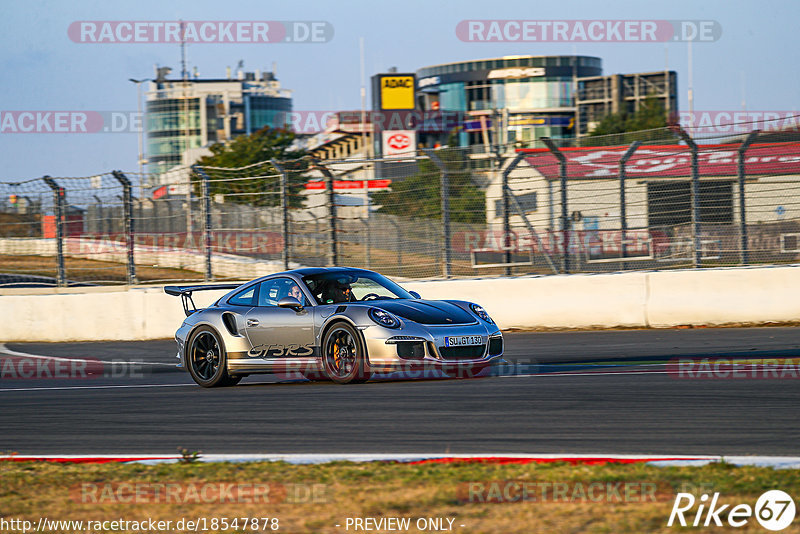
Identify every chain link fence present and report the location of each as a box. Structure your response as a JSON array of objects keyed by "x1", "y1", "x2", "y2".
[{"x1": 2, "y1": 121, "x2": 800, "y2": 286}]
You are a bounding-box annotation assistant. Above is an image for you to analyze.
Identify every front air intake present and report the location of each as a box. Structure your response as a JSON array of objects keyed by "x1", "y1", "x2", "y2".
[
  {"x1": 488, "y1": 337, "x2": 503, "y2": 356},
  {"x1": 396, "y1": 341, "x2": 426, "y2": 360}
]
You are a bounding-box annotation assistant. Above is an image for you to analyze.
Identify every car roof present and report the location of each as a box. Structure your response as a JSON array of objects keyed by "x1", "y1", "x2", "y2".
[{"x1": 250, "y1": 266, "x2": 374, "y2": 284}]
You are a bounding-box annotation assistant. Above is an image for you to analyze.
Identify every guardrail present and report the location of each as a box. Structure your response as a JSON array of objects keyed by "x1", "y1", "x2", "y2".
[{"x1": 2, "y1": 265, "x2": 799, "y2": 342}]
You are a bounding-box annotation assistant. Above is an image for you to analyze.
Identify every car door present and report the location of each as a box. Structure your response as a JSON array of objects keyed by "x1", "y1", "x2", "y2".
[{"x1": 243, "y1": 277, "x2": 316, "y2": 361}]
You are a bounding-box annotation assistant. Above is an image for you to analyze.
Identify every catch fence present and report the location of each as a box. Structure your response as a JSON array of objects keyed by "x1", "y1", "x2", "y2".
[{"x1": 2, "y1": 123, "x2": 800, "y2": 286}]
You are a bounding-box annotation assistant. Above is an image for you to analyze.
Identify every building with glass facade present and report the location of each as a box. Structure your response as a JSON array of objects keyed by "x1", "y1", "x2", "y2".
[
  {"x1": 575, "y1": 71, "x2": 677, "y2": 138},
  {"x1": 415, "y1": 55, "x2": 602, "y2": 147},
  {"x1": 145, "y1": 70, "x2": 292, "y2": 175}
]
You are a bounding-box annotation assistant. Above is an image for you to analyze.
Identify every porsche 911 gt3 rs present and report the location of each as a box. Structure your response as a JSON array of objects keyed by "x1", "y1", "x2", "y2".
[{"x1": 165, "y1": 267, "x2": 503, "y2": 387}]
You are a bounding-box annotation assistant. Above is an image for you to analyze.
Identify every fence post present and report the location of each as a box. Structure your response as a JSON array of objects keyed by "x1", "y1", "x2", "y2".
[
  {"x1": 42, "y1": 176, "x2": 66, "y2": 287},
  {"x1": 191, "y1": 165, "x2": 213, "y2": 281},
  {"x1": 312, "y1": 158, "x2": 338, "y2": 266},
  {"x1": 270, "y1": 159, "x2": 291, "y2": 270},
  {"x1": 738, "y1": 131, "x2": 759, "y2": 265},
  {"x1": 111, "y1": 171, "x2": 137, "y2": 285},
  {"x1": 541, "y1": 138, "x2": 569, "y2": 274},
  {"x1": 387, "y1": 217, "x2": 403, "y2": 277},
  {"x1": 675, "y1": 129, "x2": 701, "y2": 268},
  {"x1": 424, "y1": 149, "x2": 451, "y2": 278},
  {"x1": 500, "y1": 152, "x2": 526, "y2": 275},
  {"x1": 618, "y1": 141, "x2": 641, "y2": 270}
]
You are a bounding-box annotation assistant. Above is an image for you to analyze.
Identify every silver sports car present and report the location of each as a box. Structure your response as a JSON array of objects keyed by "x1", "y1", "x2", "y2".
[{"x1": 165, "y1": 267, "x2": 503, "y2": 386}]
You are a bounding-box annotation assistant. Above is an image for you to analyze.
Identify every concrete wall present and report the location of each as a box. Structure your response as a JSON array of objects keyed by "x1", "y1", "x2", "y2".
[
  {"x1": 0, "y1": 237, "x2": 291, "y2": 279},
  {"x1": 2, "y1": 265, "x2": 800, "y2": 342}
]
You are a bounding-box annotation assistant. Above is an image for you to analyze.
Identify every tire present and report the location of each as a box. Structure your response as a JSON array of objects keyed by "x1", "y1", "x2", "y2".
[
  {"x1": 186, "y1": 326, "x2": 238, "y2": 388},
  {"x1": 321, "y1": 322, "x2": 371, "y2": 384}
]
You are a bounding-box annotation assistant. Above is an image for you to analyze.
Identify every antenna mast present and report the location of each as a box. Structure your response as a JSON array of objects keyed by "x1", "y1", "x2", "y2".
[{"x1": 180, "y1": 20, "x2": 188, "y2": 81}]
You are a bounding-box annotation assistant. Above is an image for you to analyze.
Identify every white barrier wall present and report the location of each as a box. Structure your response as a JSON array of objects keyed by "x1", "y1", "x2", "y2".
[
  {"x1": 0, "y1": 287, "x2": 232, "y2": 342},
  {"x1": 644, "y1": 267, "x2": 800, "y2": 327},
  {"x1": 404, "y1": 273, "x2": 649, "y2": 331},
  {"x1": 1, "y1": 265, "x2": 800, "y2": 342}
]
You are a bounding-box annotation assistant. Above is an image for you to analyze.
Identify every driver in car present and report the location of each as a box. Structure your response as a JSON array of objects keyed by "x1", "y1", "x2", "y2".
[
  {"x1": 321, "y1": 279, "x2": 356, "y2": 304},
  {"x1": 288, "y1": 283, "x2": 304, "y2": 302}
]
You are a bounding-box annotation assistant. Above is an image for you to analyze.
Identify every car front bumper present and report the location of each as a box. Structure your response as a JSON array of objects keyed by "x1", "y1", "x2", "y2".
[{"x1": 361, "y1": 321, "x2": 503, "y2": 373}]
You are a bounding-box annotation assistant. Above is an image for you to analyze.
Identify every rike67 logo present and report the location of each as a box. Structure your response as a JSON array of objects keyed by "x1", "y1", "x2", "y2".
[{"x1": 668, "y1": 490, "x2": 796, "y2": 531}]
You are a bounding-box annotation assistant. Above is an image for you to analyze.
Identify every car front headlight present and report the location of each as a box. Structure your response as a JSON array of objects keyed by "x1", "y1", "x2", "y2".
[
  {"x1": 369, "y1": 308, "x2": 401, "y2": 329},
  {"x1": 470, "y1": 304, "x2": 495, "y2": 325}
]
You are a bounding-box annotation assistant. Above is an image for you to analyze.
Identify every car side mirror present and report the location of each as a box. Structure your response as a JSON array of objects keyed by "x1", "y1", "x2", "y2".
[
  {"x1": 278, "y1": 296, "x2": 304, "y2": 311},
  {"x1": 409, "y1": 291, "x2": 421, "y2": 299}
]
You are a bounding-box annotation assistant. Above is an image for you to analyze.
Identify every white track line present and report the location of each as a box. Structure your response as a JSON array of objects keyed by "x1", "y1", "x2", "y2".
[
  {"x1": 1, "y1": 453, "x2": 799, "y2": 469},
  {"x1": 0, "y1": 343, "x2": 174, "y2": 366},
  {"x1": 0, "y1": 383, "x2": 194, "y2": 393},
  {"x1": 498, "y1": 369, "x2": 670, "y2": 378},
  {"x1": 0, "y1": 371, "x2": 665, "y2": 391}
]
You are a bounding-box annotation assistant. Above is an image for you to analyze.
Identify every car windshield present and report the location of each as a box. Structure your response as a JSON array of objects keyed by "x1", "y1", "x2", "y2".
[{"x1": 302, "y1": 271, "x2": 413, "y2": 304}]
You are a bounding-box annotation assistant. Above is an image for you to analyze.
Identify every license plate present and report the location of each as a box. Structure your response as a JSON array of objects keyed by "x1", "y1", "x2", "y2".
[{"x1": 444, "y1": 335, "x2": 483, "y2": 347}]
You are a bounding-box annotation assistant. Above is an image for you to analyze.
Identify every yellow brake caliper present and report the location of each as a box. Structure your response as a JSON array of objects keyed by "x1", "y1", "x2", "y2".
[{"x1": 333, "y1": 341, "x2": 341, "y2": 370}]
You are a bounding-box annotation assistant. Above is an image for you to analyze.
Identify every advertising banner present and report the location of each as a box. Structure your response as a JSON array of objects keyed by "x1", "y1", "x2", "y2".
[
  {"x1": 522, "y1": 143, "x2": 800, "y2": 178},
  {"x1": 382, "y1": 130, "x2": 417, "y2": 157}
]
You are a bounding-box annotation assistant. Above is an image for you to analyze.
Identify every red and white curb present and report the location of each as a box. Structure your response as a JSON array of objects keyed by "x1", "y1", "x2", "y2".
[{"x1": 1, "y1": 454, "x2": 799, "y2": 469}]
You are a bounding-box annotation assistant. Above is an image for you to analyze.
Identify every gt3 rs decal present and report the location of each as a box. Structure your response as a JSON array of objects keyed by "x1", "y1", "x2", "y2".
[{"x1": 248, "y1": 344, "x2": 315, "y2": 358}]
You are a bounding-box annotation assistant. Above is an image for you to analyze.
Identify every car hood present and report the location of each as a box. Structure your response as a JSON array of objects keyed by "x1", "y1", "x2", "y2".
[{"x1": 371, "y1": 300, "x2": 476, "y2": 325}]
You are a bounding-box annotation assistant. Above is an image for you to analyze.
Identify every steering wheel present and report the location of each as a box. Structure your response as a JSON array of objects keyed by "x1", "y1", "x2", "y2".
[{"x1": 361, "y1": 293, "x2": 380, "y2": 301}]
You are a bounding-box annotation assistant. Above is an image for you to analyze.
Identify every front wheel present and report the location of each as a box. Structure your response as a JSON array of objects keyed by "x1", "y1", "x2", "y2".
[
  {"x1": 186, "y1": 326, "x2": 238, "y2": 387},
  {"x1": 321, "y1": 323, "x2": 371, "y2": 384}
]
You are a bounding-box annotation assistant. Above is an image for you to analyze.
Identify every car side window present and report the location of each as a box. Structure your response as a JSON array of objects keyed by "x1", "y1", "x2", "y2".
[
  {"x1": 228, "y1": 285, "x2": 257, "y2": 307},
  {"x1": 256, "y1": 278, "x2": 307, "y2": 307}
]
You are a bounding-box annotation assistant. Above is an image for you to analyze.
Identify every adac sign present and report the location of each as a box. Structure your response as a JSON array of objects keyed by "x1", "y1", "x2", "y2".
[{"x1": 379, "y1": 75, "x2": 416, "y2": 110}]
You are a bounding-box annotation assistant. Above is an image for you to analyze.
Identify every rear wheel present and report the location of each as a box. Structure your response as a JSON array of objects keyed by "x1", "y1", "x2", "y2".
[
  {"x1": 321, "y1": 323, "x2": 371, "y2": 384},
  {"x1": 186, "y1": 326, "x2": 238, "y2": 387}
]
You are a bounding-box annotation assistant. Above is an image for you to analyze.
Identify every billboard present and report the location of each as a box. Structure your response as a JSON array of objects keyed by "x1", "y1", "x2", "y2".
[
  {"x1": 522, "y1": 143, "x2": 800, "y2": 179},
  {"x1": 375, "y1": 74, "x2": 416, "y2": 110},
  {"x1": 382, "y1": 130, "x2": 417, "y2": 157}
]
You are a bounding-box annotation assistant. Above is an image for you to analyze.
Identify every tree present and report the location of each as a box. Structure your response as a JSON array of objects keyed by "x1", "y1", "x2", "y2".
[
  {"x1": 371, "y1": 148, "x2": 486, "y2": 224},
  {"x1": 196, "y1": 127, "x2": 304, "y2": 168},
  {"x1": 585, "y1": 95, "x2": 673, "y2": 146},
  {"x1": 192, "y1": 127, "x2": 307, "y2": 206}
]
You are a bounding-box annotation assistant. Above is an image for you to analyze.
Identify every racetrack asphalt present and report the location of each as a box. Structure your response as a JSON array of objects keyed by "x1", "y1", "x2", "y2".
[{"x1": 1, "y1": 327, "x2": 799, "y2": 455}]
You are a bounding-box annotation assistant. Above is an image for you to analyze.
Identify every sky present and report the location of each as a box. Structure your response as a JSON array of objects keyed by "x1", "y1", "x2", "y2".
[{"x1": 1, "y1": 0, "x2": 798, "y2": 181}]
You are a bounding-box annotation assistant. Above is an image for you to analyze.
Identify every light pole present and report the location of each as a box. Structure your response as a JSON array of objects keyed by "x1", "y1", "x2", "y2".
[{"x1": 129, "y1": 78, "x2": 151, "y2": 197}]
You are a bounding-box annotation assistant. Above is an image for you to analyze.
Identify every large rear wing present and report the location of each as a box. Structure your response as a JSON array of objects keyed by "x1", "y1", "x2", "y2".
[{"x1": 164, "y1": 283, "x2": 243, "y2": 317}]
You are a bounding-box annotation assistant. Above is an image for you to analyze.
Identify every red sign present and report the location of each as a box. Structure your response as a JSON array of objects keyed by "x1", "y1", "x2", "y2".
[
  {"x1": 152, "y1": 185, "x2": 168, "y2": 200},
  {"x1": 305, "y1": 179, "x2": 391, "y2": 190},
  {"x1": 387, "y1": 133, "x2": 412, "y2": 151},
  {"x1": 42, "y1": 215, "x2": 84, "y2": 238},
  {"x1": 521, "y1": 143, "x2": 800, "y2": 179}
]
